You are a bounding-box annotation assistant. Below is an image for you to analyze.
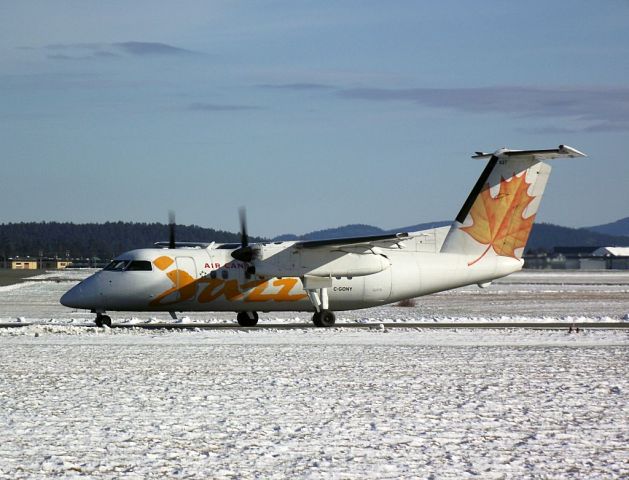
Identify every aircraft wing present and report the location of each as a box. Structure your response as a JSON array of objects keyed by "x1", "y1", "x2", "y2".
[
  {"x1": 295, "y1": 232, "x2": 410, "y2": 249},
  {"x1": 154, "y1": 241, "x2": 211, "y2": 248}
]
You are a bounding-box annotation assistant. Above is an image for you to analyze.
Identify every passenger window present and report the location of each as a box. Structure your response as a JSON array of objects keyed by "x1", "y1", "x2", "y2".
[
  {"x1": 221, "y1": 270, "x2": 228, "y2": 279},
  {"x1": 210, "y1": 271, "x2": 217, "y2": 279},
  {"x1": 126, "y1": 261, "x2": 153, "y2": 271}
]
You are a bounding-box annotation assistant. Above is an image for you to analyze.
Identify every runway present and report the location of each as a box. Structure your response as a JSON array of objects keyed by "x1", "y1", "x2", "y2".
[{"x1": 1, "y1": 321, "x2": 627, "y2": 330}]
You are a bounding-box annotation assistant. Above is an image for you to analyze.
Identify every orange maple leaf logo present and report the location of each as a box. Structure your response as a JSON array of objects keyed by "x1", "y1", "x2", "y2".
[{"x1": 461, "y1": 173, "x2": 536, "y2": 266}]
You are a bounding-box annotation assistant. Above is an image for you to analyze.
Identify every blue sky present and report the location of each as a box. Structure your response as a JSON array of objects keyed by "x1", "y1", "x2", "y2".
[{"x1": 1, "y1": 1, "x2": 628, "y2": 237}]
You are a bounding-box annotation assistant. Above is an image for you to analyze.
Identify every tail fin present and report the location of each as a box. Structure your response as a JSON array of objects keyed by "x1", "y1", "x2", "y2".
[{"x1": 440, "y1": 145, "x2": 586, "y2": 265}]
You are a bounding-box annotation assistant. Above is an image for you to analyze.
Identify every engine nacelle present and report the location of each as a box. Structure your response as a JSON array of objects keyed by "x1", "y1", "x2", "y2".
[
  {"x1": 252, "y1": 246, "x2": 390, "y2": 278},
  {"x1": 302, "y1": 250, "x2": 390, "y2": 277}
]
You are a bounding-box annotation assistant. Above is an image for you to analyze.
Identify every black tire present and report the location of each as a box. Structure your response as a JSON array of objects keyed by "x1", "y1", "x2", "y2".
[
  {"x1": 320, "y1": 310, "x2": 336, "y2": 327},
  {"x1": 237, "y1": 311, "x2": 259, "y2": 327},
  {"x1": 101, "y1": 315, "x2": 112, "y2": 327},
  {"x1": 312, "y1": 312, "x2": 323, "y2": 327},
  {"x1": 313, "y1": 310, "x2": 335, "y2": 327},
  {"x1": 95, "y1": 316, "x2": 103, "y2": 327}
]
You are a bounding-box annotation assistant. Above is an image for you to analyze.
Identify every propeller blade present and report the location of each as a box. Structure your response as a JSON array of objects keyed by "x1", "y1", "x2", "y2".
[
  {"x1": 232, "y1": 207, "x2": 254, "y2": 263},
  {"x1": 239, "y1": 207, "x2": 248, "y2": 248},
  {"x1": 168, "y1": 211, "x2": 176, "y2": 249}
]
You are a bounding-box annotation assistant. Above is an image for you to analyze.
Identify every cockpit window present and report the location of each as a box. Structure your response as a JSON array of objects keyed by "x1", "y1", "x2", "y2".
[
  {"x1": 104, "y1": 260, "x2": 153, "y2": 272},
  {"x1": 104, "y1": 260, "x2": 130, "y2": 271},
  {"x1": 126, "y1": 261, "x2": 153, "y2": 271}
]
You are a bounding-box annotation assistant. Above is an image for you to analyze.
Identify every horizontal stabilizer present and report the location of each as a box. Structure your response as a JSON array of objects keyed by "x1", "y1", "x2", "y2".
[{"x1": 472, "y1": 145, "x2": 586, "y2": 161}]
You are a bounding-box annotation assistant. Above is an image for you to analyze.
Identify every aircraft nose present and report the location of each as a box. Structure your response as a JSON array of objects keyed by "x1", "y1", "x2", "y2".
[
  {"x1": 60, "y1": 275, "x2": 104, "y2": 310},
  {"x1": 60, "y1": 284, "x2": 84, "y2": 308}
]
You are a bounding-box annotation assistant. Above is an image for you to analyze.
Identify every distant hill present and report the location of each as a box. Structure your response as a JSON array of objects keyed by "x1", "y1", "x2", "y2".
[
  {"x1": 585, "y1": 217, "x2": 629, "y2": 237},
  {"x1": 275, "y1": 220, "x2": 629, "y2": 251},
  {"x1": 0, "y1": 222, "x2": 264, "y2": 259},
  {"x1": 526, "y1": 223, "x2": 629, "y2": 251}
]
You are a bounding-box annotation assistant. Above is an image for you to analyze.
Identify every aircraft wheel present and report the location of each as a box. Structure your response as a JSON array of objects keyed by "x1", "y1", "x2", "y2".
[
  {"x1": 312, "y1": 312, "x2": 323, "y2": 327},
  {"x1": 237, "y1": 311, "x2": 259, "y2": 327},
  {"x1": 95, "y1": 314, "x2": 111, "y2": 327},
  {"x1": 313, "y1": 310, "x2": 335, "y2": 327}
]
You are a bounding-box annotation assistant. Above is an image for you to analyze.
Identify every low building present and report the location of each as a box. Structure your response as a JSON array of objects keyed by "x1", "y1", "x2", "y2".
[
  {"x1": 592, "y1": 247, "x2": 629, "y2": 257},
  {"x1": 7, "y1": 258, "x2": 72, "y2": 270},
  {"x1": 9, "y1": 259, "x2": 38, "y2": 270},
  {"x1": 41, "y1": 259, "x2": 72, "y2": 269},
  {"x1": 592, "y1": 247, "x2": 629, "y2": 270},
  {"x1": 578, "y1": 257, "x2": 607, "y2": 270},
  {"x1": 524, "y1": 246, "x2": 629, "y2": 270}
]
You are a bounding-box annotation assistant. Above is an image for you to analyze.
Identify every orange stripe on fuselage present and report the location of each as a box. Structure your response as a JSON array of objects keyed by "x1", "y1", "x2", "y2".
[{"x1": 150, "y1": 272, "x2": 307, "y2": 307}]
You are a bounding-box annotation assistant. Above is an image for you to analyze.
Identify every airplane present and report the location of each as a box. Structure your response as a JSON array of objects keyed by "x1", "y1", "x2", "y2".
[{"x1": 60, "y1": 145, "x2": 586, "y2": 327}]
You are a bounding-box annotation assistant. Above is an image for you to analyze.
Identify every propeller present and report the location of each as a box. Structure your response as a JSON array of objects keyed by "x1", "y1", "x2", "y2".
[
  {"x1": 239, "y1": 207, "x2": 248, "y2": 250},
  {"x1": 168, "y1": 210, "x2": 176, "y2": 249},
  {"x1": 231, "y1": 207, "x2": 255, "y2": 264}
]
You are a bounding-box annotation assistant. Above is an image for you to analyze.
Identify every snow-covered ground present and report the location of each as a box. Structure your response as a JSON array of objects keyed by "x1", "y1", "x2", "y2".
[
  {"x1": 0, "y1": 328, "x2": 627, "y2": 478},
  {"x1": 0, "y1": 270, "x2": 628, "y2": 478}
]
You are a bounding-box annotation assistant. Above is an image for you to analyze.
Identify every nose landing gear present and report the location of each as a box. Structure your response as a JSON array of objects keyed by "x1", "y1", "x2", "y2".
[{"x1": 95, "y1": 313, "x2": 112, "y2": 328}]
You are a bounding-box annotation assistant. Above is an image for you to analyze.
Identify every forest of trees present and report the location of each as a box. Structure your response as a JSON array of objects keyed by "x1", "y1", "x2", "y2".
[{"x1": 0, "y1": 222, "x2": 264, "y2": 259}]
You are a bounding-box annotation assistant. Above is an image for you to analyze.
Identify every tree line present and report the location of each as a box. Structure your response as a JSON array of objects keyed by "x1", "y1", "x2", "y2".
[{"x1": 0, "y1": 222, "x2": 262, "y2": 259}]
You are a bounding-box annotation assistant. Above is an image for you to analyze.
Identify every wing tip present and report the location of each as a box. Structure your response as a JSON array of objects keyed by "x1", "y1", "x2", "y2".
[{"x1": 558, "y1": 144, "x2": 587, "y2": 157}]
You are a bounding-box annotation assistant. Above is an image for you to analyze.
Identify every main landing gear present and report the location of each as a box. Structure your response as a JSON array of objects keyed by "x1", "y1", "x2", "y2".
[
  {"x1": 303, "y1": 276, "x2": 336, "y2": 328},
  {"x1": 94, "y1": 313, "x2": 112, "y2": 328},
  {"x1": 237, "y1": 311, "x2": 259, "y2": 327},
  {"x1": 312, "y1": 310, "x2": 336, "y2": 327}
]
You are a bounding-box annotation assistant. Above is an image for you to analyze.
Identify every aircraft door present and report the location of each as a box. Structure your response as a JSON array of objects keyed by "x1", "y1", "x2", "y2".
[{"x1": 175, "y1": 256, "x2": 197, "y2": 290}]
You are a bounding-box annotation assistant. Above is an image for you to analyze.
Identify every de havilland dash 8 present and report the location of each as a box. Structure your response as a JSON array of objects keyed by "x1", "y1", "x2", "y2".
[{"x1": 61, "y1": 145, "x2": 585, "y2": 327}]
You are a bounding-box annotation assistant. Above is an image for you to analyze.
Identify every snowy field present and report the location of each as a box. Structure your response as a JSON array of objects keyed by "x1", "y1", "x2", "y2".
[
  {"x1": 0, "y1": 271, "x2": 628, "y2": 478},
  {"x1": 0, "y1": 328, "x2": 628, "y2": 479}
]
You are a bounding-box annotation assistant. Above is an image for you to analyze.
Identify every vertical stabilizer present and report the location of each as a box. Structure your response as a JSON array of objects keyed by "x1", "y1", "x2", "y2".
[{"x1": 440, "y1": 145, "x2": 585, "y2": 266}]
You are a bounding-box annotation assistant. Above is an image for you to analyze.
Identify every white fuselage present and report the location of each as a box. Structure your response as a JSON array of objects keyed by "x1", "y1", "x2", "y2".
[{"x1": 60, "y1": 227, "x2": 522, "y2": 313}]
